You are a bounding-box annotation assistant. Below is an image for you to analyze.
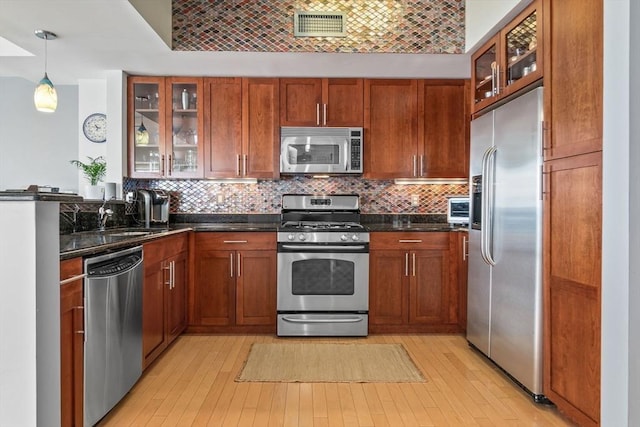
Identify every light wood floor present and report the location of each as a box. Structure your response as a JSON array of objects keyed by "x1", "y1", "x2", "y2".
[{"x1": 98, "y1": 334, "x2": 574, "y2": 426}]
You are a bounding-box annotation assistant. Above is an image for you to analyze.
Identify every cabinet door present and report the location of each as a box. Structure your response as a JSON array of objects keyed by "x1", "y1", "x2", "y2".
[
  {"x1": 324, "y1": 79, "x2": 364, "y2": 127},
  {"x1": 543, "y1": 152, "x2": 601, "y2": 425},
  {"x1": 544, "y1": 0, "x2": 602, "y2": 160},
  {"x1": 236, "y1": 250, "x2": 276, "y2": 326},
  {"x1": 471, "y1": 35, "x2": 500, "y2": 113},
  {"x1": 166, "y1": 77, "x2": 204, "y2": 178},
  {"x1": 167, "y1": 251, "x2": 188, "y2": 342},
  {"x1": 60, "y1": 259, "x2": 83, "y2": 427},
  {"x1": 280, "y1": 78, "x2": 322, "y2": 126},
  {"x1": 193, "y1": 250, "x2": 235, "y2": 326},
  {"x1": 458, "y1": 232, "x2": 469, "y2": 331},
  {"x1": 204, "y1": 77, "x2": 243, "y2": 178},
  {"x1": 369, "y1": 250, "x2": 407, "y2": 326},
  {"x1": 419, "y1": 80, "x2": 469, "y2": 178},
  {"x1": 409, "y1": 250, "x2": 450, "y2": 325},
  {"x1": 142, "y1": 257, "x2": 167, "y2": 368},
  {"x1": 128, "y1": 76, "x2": 166, "y2": 178},
  {"x1": 242, "y1": 78, "x2": 280, "y2": 178},
  {"x1": 364, "y1": 79, "x2": 418, "y2": 179}
]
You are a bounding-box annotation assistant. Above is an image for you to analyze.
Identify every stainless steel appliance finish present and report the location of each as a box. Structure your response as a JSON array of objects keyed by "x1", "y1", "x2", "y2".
[
  {"x1": 447, "y1": 197, "x2": 470, "y2": 224},
  {"x1": 280, "y1": 127, "x2": 363, "y2": 174},
  {"x1": 136, "y1": 189, "x2": 169, "y2": 228},
  {"x1": 84, "y1": 246, "x2": 143, "y2": 426},
  {"x1": 467, "y1": 87, "x2": 548, "y2": 402},
  {"x1": 277, "y1": 194, "x2": 369, "y2": 336}
]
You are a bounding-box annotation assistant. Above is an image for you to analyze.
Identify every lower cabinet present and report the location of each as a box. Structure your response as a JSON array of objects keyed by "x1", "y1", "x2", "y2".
[
  {"x1": 60, "y1": 257, "x2": 84, "y2": 427},
  {"x1": 457, "y1": 231, "x2": 469, "y2": 332},
  {"x1": 190, "y1": 232, "x2": 276, "y2": 333},
  {"x1": 142, "y1": 233, "x2": 189, "y2": 369},
  {"x1": 369, "y1": 232, "x2": 462, "y2": 333}
]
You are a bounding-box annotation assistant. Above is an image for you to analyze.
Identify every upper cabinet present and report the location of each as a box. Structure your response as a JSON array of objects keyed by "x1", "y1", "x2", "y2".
[
  {"x1": 471, "y1": 0, "x2": 543, "y2": 114},
  {"x1": 280, "y1": 78, "x2": 363, "y2": 127},
  {"x1": 128, "y1": 77, "x2": 204, "y2": 178},
  {"x1": 365, "y1": 79, "x2": 469, "y2": 179}
]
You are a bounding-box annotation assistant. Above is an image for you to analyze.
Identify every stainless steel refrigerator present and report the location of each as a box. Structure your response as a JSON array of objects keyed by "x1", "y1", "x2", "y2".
[{"x1": 467, "y1": 86, "x2": 548, "y2": 403}]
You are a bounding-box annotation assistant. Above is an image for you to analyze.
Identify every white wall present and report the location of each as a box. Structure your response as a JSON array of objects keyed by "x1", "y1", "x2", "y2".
[
  {"x1": 0, "y1": 77, "x2": 78, "y2": 192},
  {"x1": 77, "y1": 79, "x2": 107, "y2": 196},
  {"x1": 465, "y1": 0, "x2": 531, "y2": 52}
]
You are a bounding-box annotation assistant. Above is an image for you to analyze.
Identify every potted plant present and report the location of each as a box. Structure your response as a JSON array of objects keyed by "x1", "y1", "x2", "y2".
[{"x1": 70, "y1": 156, "x2": 107, "y2": 199}]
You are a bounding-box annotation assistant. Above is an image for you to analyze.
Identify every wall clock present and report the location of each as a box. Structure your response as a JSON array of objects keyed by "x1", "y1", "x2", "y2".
[{"x1": 82, "y1": 113, "x2": 107, "y2": 143}]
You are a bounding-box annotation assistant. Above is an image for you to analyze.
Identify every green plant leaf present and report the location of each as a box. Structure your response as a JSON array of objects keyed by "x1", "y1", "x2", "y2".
[{"x1": 70, "y1": 156, "x2": 107, "y2": 186}]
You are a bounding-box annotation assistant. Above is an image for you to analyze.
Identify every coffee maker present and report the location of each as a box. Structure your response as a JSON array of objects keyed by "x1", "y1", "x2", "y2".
[{"x1": 136, "y1": 189, "x2": 169, "y2": 228}]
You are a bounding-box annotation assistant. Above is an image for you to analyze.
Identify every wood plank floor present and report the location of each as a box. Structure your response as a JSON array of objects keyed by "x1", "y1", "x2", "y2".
[{"x1": 98, "y1": 335, "x2": 575, "y2": 426}]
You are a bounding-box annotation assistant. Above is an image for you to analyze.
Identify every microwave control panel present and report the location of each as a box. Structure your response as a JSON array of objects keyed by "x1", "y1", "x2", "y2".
[{"x1": 350, "y1": 129, "x2": 362, "y2": 172}]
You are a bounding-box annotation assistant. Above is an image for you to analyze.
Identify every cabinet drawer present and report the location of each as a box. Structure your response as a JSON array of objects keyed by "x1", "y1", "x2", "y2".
[
  {"x1": 60, "y1": 257, "x2": 82, "y2": 281},
  {"x1": 370, "y1": 232, "x2": 450, "y2": 250},
  {"x1": 143, "y1": 233, "x2": 189, "y2": 265},
  {"x1": 195, "y1": 232, "x2": 276, "y2": 251}
]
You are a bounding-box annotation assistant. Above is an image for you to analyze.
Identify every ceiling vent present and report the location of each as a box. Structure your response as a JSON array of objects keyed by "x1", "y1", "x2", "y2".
[{"x1": 294, "y1": 11, "x2": 347, "y2": 38}]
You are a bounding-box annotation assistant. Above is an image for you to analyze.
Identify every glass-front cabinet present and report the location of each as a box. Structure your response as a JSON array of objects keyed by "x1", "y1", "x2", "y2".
[
  {"x1": 128, "y1": 77, "x2": 203, "y2": 178},
  {"x1": 471, "y1": 0, "x2": 542, "y2": 114}
]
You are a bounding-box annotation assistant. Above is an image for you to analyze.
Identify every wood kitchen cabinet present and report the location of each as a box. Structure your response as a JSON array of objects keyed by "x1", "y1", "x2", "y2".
[
  {"x1": 280, "y1": 78, "x2": 363, "y2": 127},
  {"x1": 471, "y1": 0, "x2": 543, "y2": 114},
  {"x1": 369, "y1": 232, "x2": 461, "y2": 333},
  {"x1": 541, "y1": 0, "x2": 602, "y2": 424},
  {"x1": 60, "y1": 257, "x2": 84, "y2": 427},
  {"x1": 364, "y1": 79, "x2": 469, "y2": 179},
  {"x1": 419, "y1": 80, "x2": 470, "y2": 178},
  {"x1": 456, "y1": 231, "x2": 469, "y2": 333},
  {"x1": 127, "y1": 76, "x2": 204, "y2": 178},
  {"x1": 142, "y1": 233, "x2": 188, "y2": 369},
  {"x1": 364, "y1": 79, "x2": 418, "y2": 179},
  {"x1": 190, "y1": 232, "x2": 277, "y2": 333}
]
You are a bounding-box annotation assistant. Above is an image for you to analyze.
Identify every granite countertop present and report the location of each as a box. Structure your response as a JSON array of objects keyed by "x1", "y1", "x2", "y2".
[{"x1": 59, "y1": 220, "x2": 467, "y2": 260}]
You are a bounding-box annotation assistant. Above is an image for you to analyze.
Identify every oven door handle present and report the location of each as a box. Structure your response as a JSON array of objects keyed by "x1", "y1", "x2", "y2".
[
  {"x1": 280, "y1": 244, "x2": 367, "y2": 251},
  {"x1": 281, "y1": 316, "x2": 365, "y2": 324}
]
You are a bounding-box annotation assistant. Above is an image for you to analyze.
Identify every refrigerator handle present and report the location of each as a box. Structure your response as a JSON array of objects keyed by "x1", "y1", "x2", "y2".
[
  {"x1": 480, "y1": 147, "x2": 491, "y2": 265},
  {"x1": 484, "y1": 147, "x2": 497, "y2": 266}
]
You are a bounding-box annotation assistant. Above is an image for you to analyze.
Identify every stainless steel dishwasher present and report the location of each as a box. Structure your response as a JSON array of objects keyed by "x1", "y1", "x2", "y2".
[{"x1": 83, "y1": 245, "x2": 143, "y2": 427}]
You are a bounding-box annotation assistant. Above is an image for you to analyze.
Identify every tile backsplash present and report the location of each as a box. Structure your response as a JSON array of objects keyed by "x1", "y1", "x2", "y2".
[
  {"x1": 124, "y1": 176, "x2": 468, "y2": 215},
  {"x1": 172, "y1": 0, "x2": 465, "y2": 54}
]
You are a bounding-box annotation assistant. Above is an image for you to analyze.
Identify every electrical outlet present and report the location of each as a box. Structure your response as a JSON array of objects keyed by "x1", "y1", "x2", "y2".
[
  {"x1": 125, "y1": 192, "x2": 135, "y2": 204},
  {"x1": 217, "y1": 193, "x2": 225, "y2": 204},
  {"x1": 411, "y1": 194, "x2": 420, "y2": 207}
]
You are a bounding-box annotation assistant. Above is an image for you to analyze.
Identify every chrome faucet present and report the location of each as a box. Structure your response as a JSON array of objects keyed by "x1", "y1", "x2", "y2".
[{"x1": 98, "y1": 201, "x2": 113, "y2": 231}]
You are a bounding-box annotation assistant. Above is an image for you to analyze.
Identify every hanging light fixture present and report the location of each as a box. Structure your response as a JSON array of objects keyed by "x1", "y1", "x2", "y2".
[{"x1": 33, "y1": 29, "x2": 58, "y2": 113}]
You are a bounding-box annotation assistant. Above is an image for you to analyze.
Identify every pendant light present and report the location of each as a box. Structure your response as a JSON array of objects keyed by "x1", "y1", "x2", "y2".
[{"x1": 33, "y1": 29, "x2": 58, "y2": 113}]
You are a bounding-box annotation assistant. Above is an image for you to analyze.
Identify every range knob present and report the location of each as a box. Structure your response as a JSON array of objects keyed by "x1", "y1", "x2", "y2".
[
  {"x1": 298, "y1": 233, "x2": 307, "y2": 241},
  {"x1": 287, "y1": 234, "x2": 295, "y2": 241},
  {"x1": 340, "y1": 234, "x2": 348, "y2": 242},
  {"x1": 351, "y1": 234, "x2": 360, "y2": 241}
]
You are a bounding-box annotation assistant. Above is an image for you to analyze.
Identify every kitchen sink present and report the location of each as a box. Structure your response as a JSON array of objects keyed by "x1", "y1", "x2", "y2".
[{"x1": 107, "y1": 231, "x2": 154, "y2": 237}]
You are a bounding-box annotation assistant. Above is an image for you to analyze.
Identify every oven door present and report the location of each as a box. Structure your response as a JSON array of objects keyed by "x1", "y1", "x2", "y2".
[{"x1": 277, "y1": 245, "x2": 369, "y2": 312}]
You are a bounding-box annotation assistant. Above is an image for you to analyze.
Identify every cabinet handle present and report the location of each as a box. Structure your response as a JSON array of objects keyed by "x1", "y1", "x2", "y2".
[
  {"x1": 405, "y1": 252, "x2": 409, "y2": 277},
  {"x1": 420, "y1": 155, "x2": 425, "y2": 177},
  {"x1": 74, "y1": 306, "x2": 84, "y2": 335},
  {"x1": 161, "y1": 154, "x2": 165, "y2": 176},
  {"x1": 398, "y1": 239, "x2": 422, "y2": 243},
  {"x1": 230, "y1": 253, "x2": 234, "y2": 278},
  {"x1": 316, "y1": 103, "x2": 320, "y2": 126},
  {"x1": 243, "y1": 154, "x2": 248, "y2": 177},
  {"x1": 236, "y1": 155, "x2": 241, "y2": 176},
  {"x1": 237, "y1": 253, "x2": 241, "y2": 277},
  {"x1": 496, "y1": 65, "x2": 501, "y2": 95},
  {"x1": 168, "y1": 154, "x2": 173, "y2": 176},
  {"x1": 542, "y1": 120, "x2": 551, "y2": 153},
  {"x1": 223, "y1": 240, "x2": 248, "y2": 244},
  {"x1": 462, "y1": 235, "x2": 468, "y2": 261},
  {"x1": 171, "y1": 260, "x2": 175, "y2": 289},
  {"x1": 413, "y1": 155, "x2": 417, "y2": 177},
  {"x1": 163, "y1": 262, "x2": 171, "y2": 286},
  {"x1": 323, "y1": 103, "x2": 327, "y2": 126},
  {"x1": 412, "y1": 252, "x2": 416, "y2": 277},
  {"x1": 60, "y1": 273, "x2": 86, "y2": 285}
]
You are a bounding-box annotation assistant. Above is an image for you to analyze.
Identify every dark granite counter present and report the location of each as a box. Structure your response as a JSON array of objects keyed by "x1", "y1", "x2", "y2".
[
  {"x1": 0, "y1": 191, "x2": 83, "y2": 202},
  {"x1": 365, "y1": 223, "x2": 468, "y2": 232}
]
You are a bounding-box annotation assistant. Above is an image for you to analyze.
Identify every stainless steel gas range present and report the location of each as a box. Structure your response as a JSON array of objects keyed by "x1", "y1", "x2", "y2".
[{"x1": 276, "y1": 194, "x2": 369, "y2": 336}]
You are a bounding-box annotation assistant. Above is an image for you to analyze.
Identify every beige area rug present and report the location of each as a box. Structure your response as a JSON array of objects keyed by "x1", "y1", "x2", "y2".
[{"x1": 236, "y1": 343, "x2": 426, "y2": 383}]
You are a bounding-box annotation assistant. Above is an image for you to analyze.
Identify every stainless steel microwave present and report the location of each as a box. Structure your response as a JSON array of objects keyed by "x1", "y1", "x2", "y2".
[{"x1": 280, "y1": 127, "x2": 363, "y2": 174}]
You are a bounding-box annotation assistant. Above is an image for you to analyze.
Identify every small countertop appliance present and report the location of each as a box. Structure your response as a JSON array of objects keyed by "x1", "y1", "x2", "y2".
[{"x1": 137, "y1": 189, "x2": 169, "y2": 228}]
